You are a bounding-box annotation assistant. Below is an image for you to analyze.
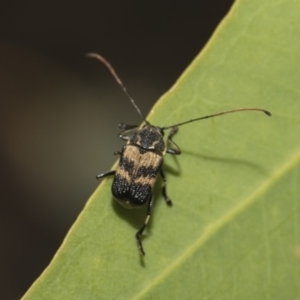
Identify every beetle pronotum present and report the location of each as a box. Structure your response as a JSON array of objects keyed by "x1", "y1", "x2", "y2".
[{"x1": 88, "y1": 53, "x2": 271, "y2": 256}]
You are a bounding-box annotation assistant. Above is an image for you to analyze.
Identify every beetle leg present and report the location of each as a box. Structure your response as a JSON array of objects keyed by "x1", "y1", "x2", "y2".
[
  {"x1": 160, "y1": 169, "x2": 172, "y2": 206},
  {"x1": 118, "y1": 123, "x2": 139, "y2": 141},
  {"x1": 136, "y1": 195, "x2": 154, "y2": 256},
  {"x1": 118, "y1": 123, "x2": 139, "y2": 130},
  {"x1": 96, "y1": 170, "x2": 116, "y2": 180},
  {"x1": 113, "y1": 151, "x2": 122, "y2": 155},
  {"x1": 166, "y1": 126, "x2": 181, "y2": 155}
]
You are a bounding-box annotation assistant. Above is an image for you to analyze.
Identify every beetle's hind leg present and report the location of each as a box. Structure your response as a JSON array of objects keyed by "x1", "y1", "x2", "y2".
[
  {"x1": 136, "y1": 195, "x2": 154, "y2": 256},
  {"x1": 96, "y1": 170, "x2": 116, "y2": 180},
  {"x1": 166, "y1": 126, "x2": 181, "y2": 155},
  {"x1": 160, "y1": 169, "x2": 172, "y2": 206}
]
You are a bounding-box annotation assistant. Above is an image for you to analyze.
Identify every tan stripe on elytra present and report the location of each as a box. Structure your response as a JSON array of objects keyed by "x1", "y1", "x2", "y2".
[
  {"x1": 126, "y1": 146, "x2": 162, "y2": 166},
  {"x1": 134, "y1": 176, "x2": 157, "y2": 187},
  {"x1": 116, "y1": 145, "x2": 162, "y2": 185},
  {"x1": 116, "y1": 167, "x2": 132, "y2": 182}
]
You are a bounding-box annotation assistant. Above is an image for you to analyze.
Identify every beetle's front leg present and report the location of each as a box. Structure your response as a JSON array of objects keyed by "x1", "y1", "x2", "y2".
[
  {"x1": 118, "y1": 123, "x2": 139, "y2": 131},
  {"x1": 166, "y1": 126, "x2": 181, "y2": 155},
  {"x1": 136, "y1": 195, "x2": 154, "y2": 256},
  {"x1": 118, "y1": 123, "x2": 139, "y2": 141},
  {"x1": 96, "y1": 170, "x2": 116, "y2": 180}
]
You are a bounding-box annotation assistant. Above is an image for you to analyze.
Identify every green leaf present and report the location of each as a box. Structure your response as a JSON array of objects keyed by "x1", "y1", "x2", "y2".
[{"x1": 23, "y1": 1, "x2": 300, "y2": 299}]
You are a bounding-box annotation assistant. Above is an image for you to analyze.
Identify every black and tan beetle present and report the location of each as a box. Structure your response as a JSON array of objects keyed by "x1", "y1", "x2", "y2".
[{"x1": 88, "y1": 53, "x2": 271, "y2": 256}]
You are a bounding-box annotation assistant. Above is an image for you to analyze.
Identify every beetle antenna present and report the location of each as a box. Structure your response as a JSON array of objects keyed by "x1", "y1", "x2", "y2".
[
  {"x1": 87, "y1": 53, "x2": 149, "y2": 124},
  {"x1": 162, "y1": 108, "x2": 271, "y2": 130}
]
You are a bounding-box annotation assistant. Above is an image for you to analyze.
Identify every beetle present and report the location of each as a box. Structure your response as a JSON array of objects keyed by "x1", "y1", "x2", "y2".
[{"x1": 87, "y1": 53, "x2": 271, "y2": 256}]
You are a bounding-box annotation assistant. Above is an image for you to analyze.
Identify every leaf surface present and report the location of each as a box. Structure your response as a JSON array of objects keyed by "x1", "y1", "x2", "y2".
[{"x1": 23, "y1": 1, "x2": 300, "y2": 299}]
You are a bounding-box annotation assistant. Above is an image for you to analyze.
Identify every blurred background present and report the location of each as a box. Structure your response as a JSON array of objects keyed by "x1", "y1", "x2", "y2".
[{"x1": 0, "y1": 1, "x2": 233, "y2": 298}]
